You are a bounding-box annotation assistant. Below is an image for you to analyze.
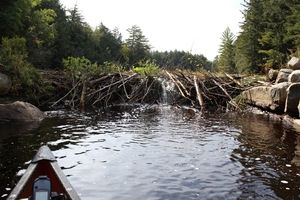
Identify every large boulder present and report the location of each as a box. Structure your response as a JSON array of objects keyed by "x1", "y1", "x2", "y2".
[
  {"x1": 275, "y1": 69, "x2": 293, "y2": 84},
  {"x1": 0, "y1": 72, "x2": 11, "y2": 95},
  {"x1": 285, "y1": 83, "x2": 300, "y2": 117},
  {"x1": 241, "y1": 82, "x2": 290, "y2": 112},
  {"x1": 288, "y1": 70, "x2": 300, "y2": 83},
  {"x1": 0, "y1": 101, "x2": 44, "y2": 122},
  {"x1": 288, "y1": 57, "x2": 300, "y2": 70},
  {"x1": 268, "y1": 69, "x2": 278, "y2": 82}
]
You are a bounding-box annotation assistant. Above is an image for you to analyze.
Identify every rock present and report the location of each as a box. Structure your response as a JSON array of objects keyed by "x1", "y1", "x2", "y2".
[
  {"x1": 288, "y1": 57, "x2": 300, "y2": 70},
  {"x1": 284, "y1": 83, "x2": 300, "y2": 117},
  {"x1": 299, "y1": 100, "x2": 300, "y2": 118},
  {"x1": 275, "y1": 69, "x2": 293, "y2": 84},
  {"x1": 0, "y1": 101, "x2": 44, "y2": 122},
  {"x1": 241, "y1": 82, "x2": 290, "y2": 112},
  {"x1": 291, "y1": 134, "x2": 300, "y2": 167},
  {"x1": 268, "y1": 69, "x2": 278, "y2": 81},
  {"x1": 0, "y1": 72, "x2": 11, "y2": 95},
  {"x1": 288, "y1": 70, "x2": 300, "y2": 83}
]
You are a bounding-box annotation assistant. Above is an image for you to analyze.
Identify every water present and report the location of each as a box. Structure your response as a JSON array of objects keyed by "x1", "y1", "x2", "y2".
[
  {"x1": 0, "y1": 104, "x2": 300, "y2": 199},
  {"x1": 158, "y1": 78, "x2": 175, "y2": 104}
]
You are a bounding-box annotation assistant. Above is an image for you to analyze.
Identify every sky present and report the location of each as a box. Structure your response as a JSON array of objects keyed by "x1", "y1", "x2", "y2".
[{"x1": 60, "y1": 0, "x2": 244, "y2": 61}]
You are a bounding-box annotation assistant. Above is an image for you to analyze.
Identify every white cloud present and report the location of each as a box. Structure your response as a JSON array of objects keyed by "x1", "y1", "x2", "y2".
[{"x1": 60, "y1": 0, "x2": 244, "y2": 60}]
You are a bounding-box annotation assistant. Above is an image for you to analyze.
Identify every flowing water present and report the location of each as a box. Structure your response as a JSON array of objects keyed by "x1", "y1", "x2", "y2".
[{"x1": 1, "y1": 104, "x2": 300, "y2": 200}]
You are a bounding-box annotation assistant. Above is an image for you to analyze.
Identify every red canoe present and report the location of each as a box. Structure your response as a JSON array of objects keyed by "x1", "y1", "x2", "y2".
[{"x1": 7, "y1": 145, "x2": 81, "y2": 200}]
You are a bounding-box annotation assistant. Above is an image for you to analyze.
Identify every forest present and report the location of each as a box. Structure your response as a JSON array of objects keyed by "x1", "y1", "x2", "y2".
[{"x1": 0, "y1": 0, "x2": 299, "y2": 104}]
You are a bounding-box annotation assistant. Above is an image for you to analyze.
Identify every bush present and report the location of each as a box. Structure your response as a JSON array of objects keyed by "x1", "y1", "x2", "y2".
[
  {"x1": 101, "y1": 62, "x2": 125, "y2": 74},
  {"x1": 0, "y1": 37, "x2": 40, "y2": 96},
  {"x1": 133, "y1": 59, "x2": 160, "y2": 76}
]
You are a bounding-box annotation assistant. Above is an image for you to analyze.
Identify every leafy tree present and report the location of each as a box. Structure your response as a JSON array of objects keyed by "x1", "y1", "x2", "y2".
[
  {"x1": 25, "y1": 7, "x2": 57, "y2": 67},
  {"x1": 218, "y1": 27, "x2": 236, "y2": 73},
  {"x1": 126, "y1": 25, "x2": 151, "y2": 64},
  {"x1": 39, "y1": 0, "x2": 72, "y2": 68},
  {"x1": 0, "y1": 0, "x2": 57, "y2": 68},
  {"x1": 0, "y1": 37, "x2": 40, "y2": 95}
]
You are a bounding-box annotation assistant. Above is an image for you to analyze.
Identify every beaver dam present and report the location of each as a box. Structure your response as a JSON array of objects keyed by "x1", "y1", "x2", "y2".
[{"x1": 43, "y1": 70, "x2": 253, "y2": 111}]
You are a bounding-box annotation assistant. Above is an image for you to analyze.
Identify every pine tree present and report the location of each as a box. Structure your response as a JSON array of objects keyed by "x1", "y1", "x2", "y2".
[
  {"x1": 218, "y1": 27, "x2": 236, "y2": 73},
  {"x1": 125, "y1": 25, "x2": 150, "y2": 64},
  {"x1": 234, "y1": 0, "x2": 264, "y2": 73},
  {"x1": 285, "y1": 0, "x2": 300, "y2": 54},
  {"x1": 91, "y1": 23, "x2": 122, "y2": 64},
  {"x1": 258, "y1": 0, "x2": 293, "y2": 68}
]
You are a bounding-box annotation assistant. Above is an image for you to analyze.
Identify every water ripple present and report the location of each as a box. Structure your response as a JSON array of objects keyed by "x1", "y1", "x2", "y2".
[{"x1": 1, "y1": 105, "x2": 300, "y2": 199}]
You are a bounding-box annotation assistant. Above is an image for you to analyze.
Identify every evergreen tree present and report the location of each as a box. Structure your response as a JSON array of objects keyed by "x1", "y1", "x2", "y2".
[
  {"x1": 258, "y1": 0, "x2": 293, "y2": 68},
  {"x1": 234, "y1": 0, "x2": 264, "y2": 73},
  {"x1": 0, "y1": 0, "x2": 32, "y2": 38},
  {"x1": 66, "y1": 5, "x2": 92, "y2": 58},
  {"x1": 126, "y1": 25, "x2": 150, "y2": 64},
  {"x1": 285, "y1": 0, "x2": 300, "y2": 53},
  {"x1": 91, "y1": 24, "x2": 122, "y2": 64},
  {"x1": 218, "y1": 27, "x2": 236, "y2": 73}
]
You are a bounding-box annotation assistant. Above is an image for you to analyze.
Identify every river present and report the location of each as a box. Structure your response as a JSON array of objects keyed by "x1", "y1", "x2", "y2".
[{"x1": 0, "y1": 104, "x2": 300, "y2": 199}]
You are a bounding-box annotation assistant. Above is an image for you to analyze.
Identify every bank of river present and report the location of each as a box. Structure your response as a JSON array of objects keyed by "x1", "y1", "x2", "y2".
[{"x1": 1, "y1": 104, "x2": 300, "y2": 199}]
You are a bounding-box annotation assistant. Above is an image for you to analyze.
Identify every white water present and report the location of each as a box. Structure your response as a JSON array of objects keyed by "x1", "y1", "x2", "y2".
[{"x1": 157, "y1": 78, "x2": 176, "y2": 104}]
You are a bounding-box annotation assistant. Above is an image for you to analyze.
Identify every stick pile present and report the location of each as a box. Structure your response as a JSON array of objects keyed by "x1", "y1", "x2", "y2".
[
  {"x1": 164, "y1": 70, "x2": 245, "y2": 110},
  {"x1": 48, "y1": 70, "x2": 246, "y2": 110},
  {"x1": 50, "y1": 73, "x2": 161, "y2": 109}
]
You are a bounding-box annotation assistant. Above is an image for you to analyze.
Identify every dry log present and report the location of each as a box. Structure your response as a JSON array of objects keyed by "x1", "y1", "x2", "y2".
[
  {"x1": 165, "y1": 71, "x2": 186, "y2": 98},
  {"x1": 87, "y1": 73, "x2": 137, "y2": 97},
  {"x1": 223, "y1": 72, "x2": 244, "y2": 87},
  {"x1": 89, "y1": 74, "x2": 113, "y2": 85},
  {"x1": 80, "y1": 80, "x2": 87, "y2": 111},
  {"x1": 194, "y1": 75, "x2": 204, "y2": 107},
  {"x1": 212, "y1": 79, "x2": 240, "y2": 110},
  {"x1": 118, "y1": 70, "x2": 130, "y2": 99}
]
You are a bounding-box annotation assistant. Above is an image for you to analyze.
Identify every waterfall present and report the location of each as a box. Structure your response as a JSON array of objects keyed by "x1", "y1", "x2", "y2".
[{"x1": 158, "y1": 78, "x2": 175, "y2": 104}]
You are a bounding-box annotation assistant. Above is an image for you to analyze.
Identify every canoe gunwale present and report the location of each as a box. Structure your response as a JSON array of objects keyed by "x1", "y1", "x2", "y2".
[
  {"x1": 7, "y1": 145, "x2": 81, "y2": 200},
  {"x1": 7, "y1": 163, "x2": 37, "y2": 200}
]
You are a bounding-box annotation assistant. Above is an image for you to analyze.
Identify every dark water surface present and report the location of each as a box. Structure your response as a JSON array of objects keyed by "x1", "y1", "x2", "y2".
[{"x1": 1, "y1": 104, "x2": 300, "y2": 199}]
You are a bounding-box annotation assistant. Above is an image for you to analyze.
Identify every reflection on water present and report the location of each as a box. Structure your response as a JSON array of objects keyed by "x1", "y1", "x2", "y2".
[{"x1": 0, "y1": 104, "x2": 300, "y2": 199}]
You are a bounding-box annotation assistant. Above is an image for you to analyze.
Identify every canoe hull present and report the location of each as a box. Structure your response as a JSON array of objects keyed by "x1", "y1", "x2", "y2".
[{"x1": 7, "y1": 146, "x2": 81, "y2": 200}]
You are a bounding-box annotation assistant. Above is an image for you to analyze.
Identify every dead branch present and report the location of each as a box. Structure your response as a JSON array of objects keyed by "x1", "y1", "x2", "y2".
[
  {"x1": 87, "y1": 73, "x2": 137, "y2": 97},
  {"x1": 223, "y1": 72, "x2": 244, "y2": 87},
  {"x1": 51, "y1": 80, "x2": 80, "y2": 107},
  {"x1": 194, "y1": 75, "x2": 205, "y2": 107},
  {"x1": 165, "y1": 71, "x2": 186, "y2": 98}
]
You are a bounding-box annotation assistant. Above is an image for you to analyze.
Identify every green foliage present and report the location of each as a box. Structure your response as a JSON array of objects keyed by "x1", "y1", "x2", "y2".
[
  {"x1": 63, "y1": 56, "x2": 98, "y2": 82},
  {"x1": 285, "y1": 2, "x2": 300, "y2": 48},
  {"x1": 126, "y1": 25, "x2": 151, "y2": 64},
  {"x1": 150, "y1": 50, "x2": 211, "y2": 71},
  {"x1": 26, "y1": 7, "x2": 57, "y2": 67},
  {"x1": 234, "y1": 0, "x2": 300, "y2": 74},
  {"x1": 100, "y1": 62, "x2": 125, "y2": 74},
  {"x1": 90, "y1": 24, "x2": 122, "y2": 65},
  {"x1": 0, "y1": 0, "x2": 32, "y2": 38},
  {"x1": 133, "y1": 59, "x2": 160, "y2": 76},
  {"x1": 0, "y1": 37, "x2": 40, "y2": 95},
  {"x1": 217, "y1": 27, "x2": 236, "y2": 73}
]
